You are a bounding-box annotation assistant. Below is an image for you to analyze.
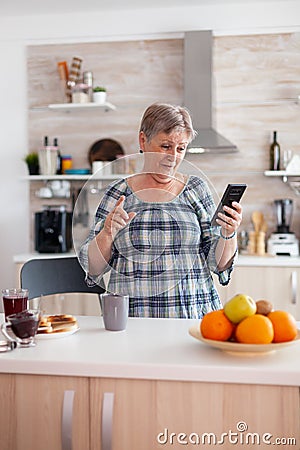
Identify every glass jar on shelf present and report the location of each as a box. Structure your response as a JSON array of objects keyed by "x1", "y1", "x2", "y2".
[
  {"x1": 71, "y1": 83, "x2": 90, "y2": 103},
  {"x1": 61, "y1": 155, "x2": 73, "y2": 173}
]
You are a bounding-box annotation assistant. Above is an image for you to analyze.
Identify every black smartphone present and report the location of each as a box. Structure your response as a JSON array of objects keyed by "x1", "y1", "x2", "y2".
[{"x1": 210, "y1": 183, "x2": 247, "y2": 227}]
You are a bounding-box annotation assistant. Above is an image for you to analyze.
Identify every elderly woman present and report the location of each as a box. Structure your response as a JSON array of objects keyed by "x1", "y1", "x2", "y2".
[{"x1": 79, "y1": 103, "x2": 242, "y2": 318}]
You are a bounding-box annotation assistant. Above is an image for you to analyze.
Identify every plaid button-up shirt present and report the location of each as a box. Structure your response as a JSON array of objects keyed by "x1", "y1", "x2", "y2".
[{"x1": 79, "y1": 176, "x2": 236, "y2": 319}]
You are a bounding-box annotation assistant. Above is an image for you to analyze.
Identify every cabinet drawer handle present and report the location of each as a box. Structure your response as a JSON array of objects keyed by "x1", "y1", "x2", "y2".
[
  {"x1": 62, "y1": 390, "x2": 75, "y2": 450},
  {"x1": 291, "y1": 271, "x2": 297, "y2": 305},
  {"x1": 102, "y1": 392, "x2": 115, "y2": 450}
]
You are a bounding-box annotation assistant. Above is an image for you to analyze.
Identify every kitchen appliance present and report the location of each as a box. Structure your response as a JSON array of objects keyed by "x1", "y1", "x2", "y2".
[
  {"x1": 35, "y1": 205, "x2": 72, "y2": 253},
  {"x1": 184, "y1": 31, "x2": 238, "y2": 154},
  {"x1": 267, "y1": 199, "x2": 299, "y2": 256}
]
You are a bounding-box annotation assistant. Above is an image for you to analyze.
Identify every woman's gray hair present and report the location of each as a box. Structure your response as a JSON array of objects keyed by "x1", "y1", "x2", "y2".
[{"x1": 139, "y1": 103, "x2": 197, "y2": 143}]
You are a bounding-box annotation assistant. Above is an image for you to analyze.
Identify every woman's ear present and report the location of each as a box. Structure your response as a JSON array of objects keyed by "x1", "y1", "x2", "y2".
[{"x1": 139, "y1": 131, "x2": 146, "y2": 151}]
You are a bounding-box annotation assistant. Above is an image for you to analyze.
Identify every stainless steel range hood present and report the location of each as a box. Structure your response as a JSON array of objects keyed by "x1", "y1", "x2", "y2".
[{"x1": 184, "y1": 30, "x2": 238, "y2": 154}]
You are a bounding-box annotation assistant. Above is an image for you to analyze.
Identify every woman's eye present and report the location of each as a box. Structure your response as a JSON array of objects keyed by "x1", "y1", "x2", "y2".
[{"x1": 160, "y1": 144, "x2": 186, "y2": 152}]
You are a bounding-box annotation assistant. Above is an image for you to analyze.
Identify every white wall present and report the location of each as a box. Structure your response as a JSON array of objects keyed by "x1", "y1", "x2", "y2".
[{"x1": 0, "y1": 0, "x2": 300, "y2": 289}]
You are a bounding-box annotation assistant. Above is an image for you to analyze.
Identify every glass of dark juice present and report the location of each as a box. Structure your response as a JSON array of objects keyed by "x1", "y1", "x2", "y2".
[
  {"x1": 1, "y1": 309, "x2": 40, "y2": 347},
  {"x1": 2, "y1": 288, "x2": 28, "y2": 319}
]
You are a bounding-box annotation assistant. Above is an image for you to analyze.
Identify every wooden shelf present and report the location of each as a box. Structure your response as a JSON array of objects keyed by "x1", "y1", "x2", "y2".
[{"x1": 30, "y1": 102, "x2": 116, "y2": 112}]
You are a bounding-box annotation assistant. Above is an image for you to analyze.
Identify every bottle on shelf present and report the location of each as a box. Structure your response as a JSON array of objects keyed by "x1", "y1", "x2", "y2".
[
  {"x1": 83, "y1": 71, "x2": 93, "y2": 102},
  {"x1": 53, "y1": 138, "x2": 62, "y2": 175},
  {"x1": 269, "y1": 130, "x2": 280, "y2": 171}
]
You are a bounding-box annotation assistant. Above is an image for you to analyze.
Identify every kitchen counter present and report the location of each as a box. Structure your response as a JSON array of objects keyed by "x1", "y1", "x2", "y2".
[
  {"x1": 236, "y1": 253, "x2": 300, "y2": 267},
  {"x1": 13, "y1": 251, "x2": 76, "y2": 263},
  {"x1": 14, "y1": 252, "x2": 300, "y2": 267},
  {"x1": 0, "y1": 315, "x2": 299, "y2": 387}
]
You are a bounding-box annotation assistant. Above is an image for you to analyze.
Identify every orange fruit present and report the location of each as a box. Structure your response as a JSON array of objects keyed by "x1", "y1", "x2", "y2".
[
  {"x1": 267, "y1": 310, "x2": 298, "y2": 343},
  {"x1": 200, "y1": 309, "x2": 235, "y2": 341},
  {"x1": 235, "y1": 314, "x2": 274, "y2": 344}
]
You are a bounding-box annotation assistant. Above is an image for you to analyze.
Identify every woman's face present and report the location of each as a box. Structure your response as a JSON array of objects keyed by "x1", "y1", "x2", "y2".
[{"x1": 139, "y1": 130, "x2": 189, "y2": 182}]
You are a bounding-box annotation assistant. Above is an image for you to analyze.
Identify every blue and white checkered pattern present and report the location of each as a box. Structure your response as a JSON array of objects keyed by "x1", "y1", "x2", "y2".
[{"x1": 79, "y1": 176, "x2": 235, "y2": 318}]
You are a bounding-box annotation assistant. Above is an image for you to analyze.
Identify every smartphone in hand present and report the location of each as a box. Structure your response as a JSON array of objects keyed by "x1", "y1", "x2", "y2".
[{"x1": 210, "y1": 184, "x2": 247, "y2": 227}]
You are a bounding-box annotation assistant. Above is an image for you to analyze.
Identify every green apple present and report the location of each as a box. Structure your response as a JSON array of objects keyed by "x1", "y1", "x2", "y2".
[{"x1": 224, "y1": 293, "x2": 257, "y2": 324}]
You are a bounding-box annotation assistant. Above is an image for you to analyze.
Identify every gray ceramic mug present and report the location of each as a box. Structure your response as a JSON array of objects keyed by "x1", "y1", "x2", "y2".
[{"x1": 100, "y1": 293, "x2": 129, "y2": 331}]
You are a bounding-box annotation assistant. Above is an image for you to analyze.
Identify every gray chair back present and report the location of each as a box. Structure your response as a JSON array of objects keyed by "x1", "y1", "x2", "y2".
[{"x1": 20, "y1": 257, "x2": 104, "y2": 300}]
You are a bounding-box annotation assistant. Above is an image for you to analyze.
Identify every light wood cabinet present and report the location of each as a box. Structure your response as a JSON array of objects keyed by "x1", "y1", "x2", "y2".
[
  {"x1": 0, "y1": 374, "x2": 89, "y2": 450},
  {"x1": 91, "y1": 378, "x2": 300, "y2": 450},
  {"x1": 1, "y1": 373, "x2": 299, "y2": 450},
  {"x1": 216, "y1": 265, "x2": 300, "y2": 319},
  {"x1": 90, "y1": 378, "x2": 156, "y2": 449},
  {"x1": 0, "y1": 374, "x2": 15, "y2": 450}
]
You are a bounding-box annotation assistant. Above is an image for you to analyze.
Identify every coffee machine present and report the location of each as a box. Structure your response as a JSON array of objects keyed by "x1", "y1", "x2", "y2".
[
  {"x1": 35, "y1": 205, "x2": 72, "y2": 253},
  {"x1": 267, "y1": 199, "x2": 299, "y2": 256}
]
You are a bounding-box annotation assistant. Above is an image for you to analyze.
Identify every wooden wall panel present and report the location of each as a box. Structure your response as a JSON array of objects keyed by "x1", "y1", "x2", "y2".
[{"x1": 27, "y1": 33, "x2": 300, "y2": 250}]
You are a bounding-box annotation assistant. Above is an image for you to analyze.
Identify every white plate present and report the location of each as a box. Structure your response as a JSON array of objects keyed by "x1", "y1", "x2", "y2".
[
  {"x1": 188, "y1": 325, "x2": 300, "y2": 355},
  {"x1": 36, "y1": 326, "x2": 79, "y2": 340}
]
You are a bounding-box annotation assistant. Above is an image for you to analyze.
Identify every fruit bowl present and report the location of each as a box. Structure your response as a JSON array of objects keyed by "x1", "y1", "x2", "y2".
[{"x1": 188, "y1": 325, "x2": 300, "y2": 355}]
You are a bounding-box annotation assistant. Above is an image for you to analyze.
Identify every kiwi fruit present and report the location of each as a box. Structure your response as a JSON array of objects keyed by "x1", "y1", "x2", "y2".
[{"x1": 256, "y1": 300, "x2": 273, "y2": 315}]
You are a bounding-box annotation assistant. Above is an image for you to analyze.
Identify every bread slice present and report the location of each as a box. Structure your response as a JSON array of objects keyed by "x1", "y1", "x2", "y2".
[
  {"x1": 37, "y1": 325, "x2": 53, "y2": 334},
  {"x1": 38, "y1": 314, "x2": 78, "y2": 334},
  {"x1": 39, "y1": 316, "x2": 50, "y2": 328},
  {"x1": 47, "y1": 314, "x2": 77, "y2": 326},
  {"x1": 49, "y1": 322, "x2": 79, "y2": 333}
]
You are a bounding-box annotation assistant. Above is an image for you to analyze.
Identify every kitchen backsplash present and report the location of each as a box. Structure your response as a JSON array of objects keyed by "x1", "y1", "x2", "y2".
[{"x1": 27, "y1": 32, "x2": 300, "y2": 248}]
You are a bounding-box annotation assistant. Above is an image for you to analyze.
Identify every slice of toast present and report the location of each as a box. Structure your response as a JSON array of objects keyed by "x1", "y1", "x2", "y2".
[{"x1": 38, "y1": 314, "x2": 78, "y2": 334}]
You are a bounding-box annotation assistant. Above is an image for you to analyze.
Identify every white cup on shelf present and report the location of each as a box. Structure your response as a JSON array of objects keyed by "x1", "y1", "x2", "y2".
[{"x1": 92, "y1": 161, "x2": 112, "y2": 178}]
